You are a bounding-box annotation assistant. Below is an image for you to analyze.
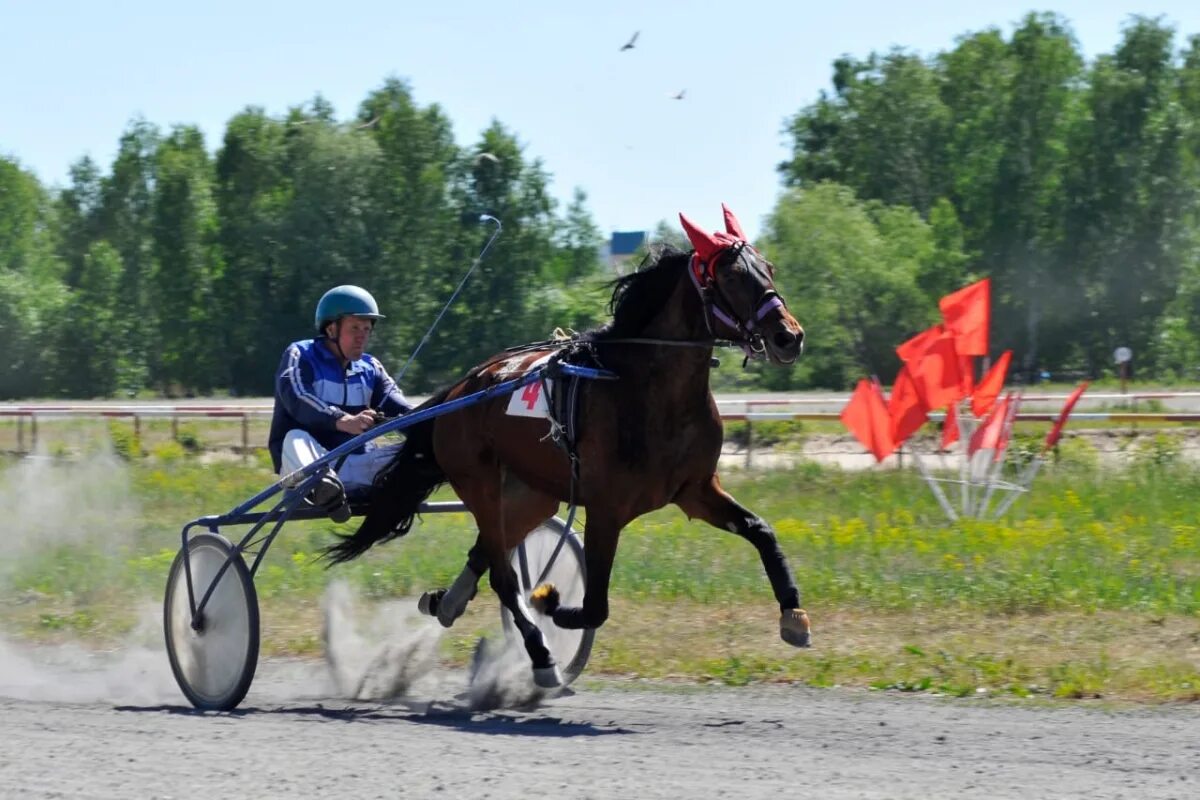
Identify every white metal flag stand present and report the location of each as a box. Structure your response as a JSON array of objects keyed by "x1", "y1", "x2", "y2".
[{"x1": 913, "y1": 392, "x2": 1040, "y2": 522}]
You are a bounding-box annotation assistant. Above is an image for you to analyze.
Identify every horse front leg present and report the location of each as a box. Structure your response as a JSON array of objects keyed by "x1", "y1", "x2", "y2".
[
  {"x1": 531, "y1": 513, "x2": 620, "y2": 632},
  {"x1": 674, "y1": 474, "x2": 811, "y2": 647}
]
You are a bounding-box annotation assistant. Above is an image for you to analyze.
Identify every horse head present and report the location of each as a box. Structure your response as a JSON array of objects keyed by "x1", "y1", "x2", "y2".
[{"x1": 679, "y1": 205, "x2": 804, "y2": 364}]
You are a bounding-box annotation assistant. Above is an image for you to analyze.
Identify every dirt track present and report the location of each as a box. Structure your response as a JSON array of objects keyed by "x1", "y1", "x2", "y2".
[{"x1": 2, "y1": 655, "x2": 1197, "y2": 800}]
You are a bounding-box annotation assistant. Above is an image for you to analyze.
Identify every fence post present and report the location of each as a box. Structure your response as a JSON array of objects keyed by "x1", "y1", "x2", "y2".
[
  {"x1": 17, "y1": 415, "x2": 24, "y2": 454},
  {"x1": 30, "y1": 413, "x2": 37, "y2": 454},
  {"x1": 134, "y1": 414, "x2": 141, "y2": 450},
  {"x1": 241, "y1": 414, "x2": 249, "y2": 460},
  {"x1": 171, "y1": 415, "x2": 179, "y2": 442},
  {"x1": 745, "y1": 418, "x2": 753, "y2": 469}
]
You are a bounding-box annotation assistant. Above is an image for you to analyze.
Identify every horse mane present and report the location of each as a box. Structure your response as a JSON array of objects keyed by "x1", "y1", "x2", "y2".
[{"x1": 593, "y1": 244, "x2": 690, "y2": 338}]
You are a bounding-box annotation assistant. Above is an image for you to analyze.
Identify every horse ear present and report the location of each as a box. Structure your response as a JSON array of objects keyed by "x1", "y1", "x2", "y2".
[
  {"x1": 679, "y1": 212, "x2": 722, "y2": 262},
  {"x1": 721, "y1": 203, "x2": 747, "y2": 241}
]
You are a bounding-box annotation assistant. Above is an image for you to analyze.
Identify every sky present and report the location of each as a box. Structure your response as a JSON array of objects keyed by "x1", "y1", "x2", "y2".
[{"x1": 3, "y1": 1, "x2": 1200, "y2": 241}]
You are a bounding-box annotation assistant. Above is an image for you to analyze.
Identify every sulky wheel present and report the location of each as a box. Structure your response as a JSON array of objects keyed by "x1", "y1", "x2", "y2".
[
  {"x1": 502, "y1": 518, "x2": 594, "y2": 684},
  {"x1": 164, "y1": 532, "x2": 260, "y2": 711}
]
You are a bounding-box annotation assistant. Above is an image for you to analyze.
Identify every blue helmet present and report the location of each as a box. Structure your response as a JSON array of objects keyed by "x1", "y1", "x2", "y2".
[{"x1": 314, "y1": 285, "x2": 384, "y2": 334}]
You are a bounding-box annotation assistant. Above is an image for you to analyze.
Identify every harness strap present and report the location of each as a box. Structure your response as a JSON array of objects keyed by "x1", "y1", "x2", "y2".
[{"x1": 688, "y1": 253, "x2": 777, "y2": 359}]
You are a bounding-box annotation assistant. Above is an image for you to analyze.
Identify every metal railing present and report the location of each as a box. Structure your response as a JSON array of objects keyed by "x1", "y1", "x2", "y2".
[{"x1": 4, "y1": 393, "x2": 1200, "y2": 466}]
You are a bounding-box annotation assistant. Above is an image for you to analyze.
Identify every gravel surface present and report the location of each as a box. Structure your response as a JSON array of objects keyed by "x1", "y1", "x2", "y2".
[{"x1": 2, "y1": 653, "x2": 1197, "y2": 800}]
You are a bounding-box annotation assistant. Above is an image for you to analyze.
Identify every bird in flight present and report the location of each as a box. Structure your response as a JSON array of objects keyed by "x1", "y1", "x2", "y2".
[
  {"x1": 671, "y1": 89, "x2": 686, "y2": 100},
  {"x1": 620, "y1": 31, "x2": 639, "y2": 51}
]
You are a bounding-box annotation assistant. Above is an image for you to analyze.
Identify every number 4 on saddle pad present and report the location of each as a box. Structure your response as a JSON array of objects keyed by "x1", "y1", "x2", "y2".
[{"x1": 505, "y1": 355, "x2": 554, "y2": 419}]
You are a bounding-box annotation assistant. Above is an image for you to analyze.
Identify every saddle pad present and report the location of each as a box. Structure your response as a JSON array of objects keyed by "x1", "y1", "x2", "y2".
[{"x1": 503, "y1": 353, "x2": 554, "y2": 418}]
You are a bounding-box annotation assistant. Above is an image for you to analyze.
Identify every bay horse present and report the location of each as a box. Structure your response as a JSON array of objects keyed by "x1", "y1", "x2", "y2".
[{"x1": 325, "y1": 204, "x2": 810, "y2": 687}]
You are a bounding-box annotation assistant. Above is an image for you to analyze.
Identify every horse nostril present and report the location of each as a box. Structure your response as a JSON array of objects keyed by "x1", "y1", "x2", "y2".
[{"x1": 774, "y1": 330, "x2": 798, "y2": 350}]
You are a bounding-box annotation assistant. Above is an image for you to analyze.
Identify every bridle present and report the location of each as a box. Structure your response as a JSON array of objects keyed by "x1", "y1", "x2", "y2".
[{"x1": 688, "y1": 241, "x2": 786, "y2": 360}]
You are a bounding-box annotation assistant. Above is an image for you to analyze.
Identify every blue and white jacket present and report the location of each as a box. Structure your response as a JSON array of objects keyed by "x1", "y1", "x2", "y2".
[{"x1": 268, "y1": 338, "x2": 414, "y2": 472}]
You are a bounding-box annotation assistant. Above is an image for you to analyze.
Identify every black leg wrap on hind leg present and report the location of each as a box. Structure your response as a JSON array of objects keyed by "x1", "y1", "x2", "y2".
[{"x1": 743, "y1": 516, "x2": 801, "y2": 610}]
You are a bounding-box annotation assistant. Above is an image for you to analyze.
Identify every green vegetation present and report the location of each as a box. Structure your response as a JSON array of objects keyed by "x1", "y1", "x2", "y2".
[
  {"x1": 2, "y1": 447, "x2": 1197, "y2": 703},
  {"x1": 5, "y1": 14, "x2": 1200, "y2": 398}
]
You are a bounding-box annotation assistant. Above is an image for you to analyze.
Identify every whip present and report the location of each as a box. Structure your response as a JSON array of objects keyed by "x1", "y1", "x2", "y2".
[{"x1": 394, "y1": 214, "x2": 502, "y2": 382}]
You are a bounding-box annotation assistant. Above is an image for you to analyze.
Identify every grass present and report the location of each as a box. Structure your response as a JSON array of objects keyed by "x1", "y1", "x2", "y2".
[{"x1": 1, "y1": 435, "x2": 1199, "y2": 704}]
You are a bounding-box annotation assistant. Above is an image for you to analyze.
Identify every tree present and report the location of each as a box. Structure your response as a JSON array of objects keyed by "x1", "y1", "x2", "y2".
[
  {"x1": 150, "y1": 126, "x2": 223, "y2": 394},
  {"x1": 353, "y1": 78, "x2": 464, "y2": 389},
  {"x1": 0, "y1": 157, "x2": 66, "y2": 398},
  {"x1": 212, "y1": 107, "x2": 292, "y2": 395},
  {"x1": 1061, "y1": 16, "x2": 1192, "y2": 375},
  {"x1": 420, "y1": 121, "x2": 558, "y2": 385},
  {"x1": 760, "y1": 182, "x2": 954, "y2": 388},
  {"x1": 56, "y1": 156, "x2": 103, "y2": 289},
  {"x1": 57, "y1": 241, "x2": 123, "y2": 397},
  {"x1": 781, "y1": 51, "x2": 949, "y2": 215},
  {"x1": 529, "y1": 187, "x2": 610, "y2": 337},
  {"x1": 98, "y1": 119, "x2": 160, "y2": 394},
  {"x1": 972, "y1": 13, "x2": 1082, "y2": 375}
]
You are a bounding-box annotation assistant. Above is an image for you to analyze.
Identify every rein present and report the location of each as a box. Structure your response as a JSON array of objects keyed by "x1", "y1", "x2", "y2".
[
  {"x1": 500, "y1": 243, "x2": 784, "y2": 361},
  {"x1": 586, "y1": 336, "x2": 741, "y2": 349}
]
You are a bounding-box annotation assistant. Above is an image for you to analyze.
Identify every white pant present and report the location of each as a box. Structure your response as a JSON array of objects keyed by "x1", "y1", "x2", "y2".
[{"x1": 280, "y1": 429, "x2": 403, "y2": 492}]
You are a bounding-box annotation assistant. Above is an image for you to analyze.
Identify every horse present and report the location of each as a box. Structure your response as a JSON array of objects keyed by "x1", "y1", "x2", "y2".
[{"x1": 324, "y1": 204, "x2": 810, "y2": 688}]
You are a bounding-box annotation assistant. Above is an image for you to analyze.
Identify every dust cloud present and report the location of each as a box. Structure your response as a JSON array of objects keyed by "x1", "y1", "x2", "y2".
[
  {"x1": 321, "y1": 580, "x2": 555, "y2": 711},
  {"x1": 0, "y1": 439, "x2": 139, "y2": 582},
  {"x1": 0, "y1": 440, "x2": 177, "y2": 704},
  {"x1": 0, "y1": 442, "x2": 554, "y2": 710},
  {"x1": 321, "y1": 580, "x2": 444, "y2": 700}
]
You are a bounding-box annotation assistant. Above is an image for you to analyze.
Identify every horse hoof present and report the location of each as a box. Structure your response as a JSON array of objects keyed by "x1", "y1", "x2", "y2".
[
  {"x1": 780, "y1": 608, "x2": 812, "y2": 648},
  {"x1": 417, "y1": 589, "x2": 444, "y2": 617},
  {"x1": 532, "y1": 664, "x2": 563, "y2": 689},
  {"x1": 530, "y1": 583, "x2": 560, "y2": 615}
]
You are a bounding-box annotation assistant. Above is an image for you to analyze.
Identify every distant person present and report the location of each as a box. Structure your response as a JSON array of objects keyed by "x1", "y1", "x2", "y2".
[{"x1": 268, "y1": 285, "x2": 414, "y2": 521}]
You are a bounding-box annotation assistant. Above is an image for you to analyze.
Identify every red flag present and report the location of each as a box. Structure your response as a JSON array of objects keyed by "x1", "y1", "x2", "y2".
[
  {"x1": 889, "y1": 365, "x2": 929, "y2": 446},
  {"x1": 1043, "y1": 382, "x2": 1089, "y2": 452},
  {"x1": 896, "y1": 324, "x2": 945, "y2": 363},
  {"x1": 942, "y1": 403, "x2": 960, "y2": 449},
  {"x1": 939, "y1": 278, "x2": 990, "y2": 356},
  {"x1": 841, "y1": 379, "x2": 895, "y2": 462},
  {"x1": 959, "y1": 354, "x2": 975, "y2": 397},
  {"x1": 907, "y1": 332, "x2": 964, "y2": 410},
  {"x1": 968, "y1": 394, "x2": 1009, "y2": 455},
  {"x1": 971, "y1": 350, "x2": 1012, "y2": 417},
  {"x1": 992, "y1": 393, "x2": 1021, "y2": 461}
]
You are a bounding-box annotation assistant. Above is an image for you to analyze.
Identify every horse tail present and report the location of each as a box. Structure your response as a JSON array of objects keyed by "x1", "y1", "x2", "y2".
[{"x1": 322, "y1": 388, "x2": 452, "y2": 565}]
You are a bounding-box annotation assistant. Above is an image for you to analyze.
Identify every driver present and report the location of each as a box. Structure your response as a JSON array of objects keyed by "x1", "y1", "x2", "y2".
[{"x1": 268, "y1": 284, "x2": 414, "y2": 521}]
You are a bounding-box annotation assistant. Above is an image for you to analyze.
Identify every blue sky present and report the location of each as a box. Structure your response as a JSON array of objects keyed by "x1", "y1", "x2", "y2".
[{"x1": 2, "y1": 1, "x2": 1199, "y2": 240}]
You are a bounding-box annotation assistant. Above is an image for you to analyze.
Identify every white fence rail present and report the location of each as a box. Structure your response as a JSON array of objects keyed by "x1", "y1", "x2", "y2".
[{"x1": 5, "y1": 393, "x2": 1200, "y2": 466}]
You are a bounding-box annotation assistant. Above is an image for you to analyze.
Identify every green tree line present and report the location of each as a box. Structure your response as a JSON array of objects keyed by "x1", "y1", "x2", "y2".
[
  {"x1": 0, "y1": 79, "x2": 612, "y2": 399},
  {"x1": 772, "y1": 12, "x2": 1200, "y2": 388},
  {"x1": 3, "y1": 14, "x2": 1200, "y2": 398}
]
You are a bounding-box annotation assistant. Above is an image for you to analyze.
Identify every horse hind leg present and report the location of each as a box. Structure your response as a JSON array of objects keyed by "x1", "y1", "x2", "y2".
[
  {"x1": 490, "y1": 558, "x2": 561, "y2": 688},
  {"x1": 438, "y1": 470, "x2": 563, "y2": 687},
  {"x1": 491, "y1": 476, "x2": 564, "y2": 687},
  {"x1": 418, "y1": 539, "x2": 487, "y2": 628}
]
